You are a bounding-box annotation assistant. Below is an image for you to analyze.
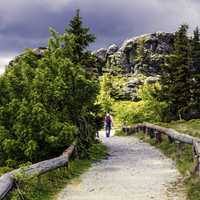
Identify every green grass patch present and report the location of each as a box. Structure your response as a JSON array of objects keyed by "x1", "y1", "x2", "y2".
[
  {"x1": 158, "y1": 119, "x2": 200, "y2": 138},
  {"x1": 5, "y1": 142, "x2": 108, "y2": 200}
]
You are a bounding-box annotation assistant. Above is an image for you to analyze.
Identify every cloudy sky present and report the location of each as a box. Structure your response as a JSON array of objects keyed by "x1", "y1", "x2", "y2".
[{"x1": 0, "y1": 0, "x2": 200, "y2": 73}]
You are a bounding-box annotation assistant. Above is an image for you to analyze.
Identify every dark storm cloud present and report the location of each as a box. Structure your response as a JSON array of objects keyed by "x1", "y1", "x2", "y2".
[{"x1": 1, "y1": 0, "x2": 200, "y2": 72}]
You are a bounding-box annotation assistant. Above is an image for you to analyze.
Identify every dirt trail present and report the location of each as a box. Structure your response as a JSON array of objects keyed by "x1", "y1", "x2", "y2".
[{"x1": 57, "y1": 131, "x2": 186, "y2": 200}]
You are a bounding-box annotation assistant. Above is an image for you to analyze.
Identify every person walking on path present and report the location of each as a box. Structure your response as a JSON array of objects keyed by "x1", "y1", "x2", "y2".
[{"x1": 104, "y1": 113, "x2": 113, "y2": 137}]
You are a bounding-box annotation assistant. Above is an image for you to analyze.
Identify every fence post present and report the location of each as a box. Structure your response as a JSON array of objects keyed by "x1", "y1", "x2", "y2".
[
  {"x1": 155, "y1": 131, "x2": 162, "y2": 144},
  {"x1": 168, "y1": 135, "x2": 174, "y2": 143},
  {"x1": 176, "y1": 141, "x2": 185, "y2": 159},
  {"x1": 149, "y1": 129, "x2": 155, "y2": 139}
]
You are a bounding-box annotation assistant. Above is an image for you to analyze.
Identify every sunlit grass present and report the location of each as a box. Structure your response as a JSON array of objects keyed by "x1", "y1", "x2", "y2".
[{"x1": 158, "y1": 119, "x2": 200, "y2": 138}]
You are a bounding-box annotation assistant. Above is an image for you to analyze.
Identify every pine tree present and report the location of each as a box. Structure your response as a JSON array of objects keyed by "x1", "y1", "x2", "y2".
[
  {"x1": 158, "y1": 24, "x2": 192, "y2": 120},
  {"x1": 190, "y1": 27, "x2": 200, "y2": 117},
  {"x1": 66, "y1": 9, "x2": 96, "y2": 63}
]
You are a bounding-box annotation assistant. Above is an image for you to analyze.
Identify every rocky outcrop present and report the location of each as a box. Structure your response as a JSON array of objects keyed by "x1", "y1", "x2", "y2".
[
  {"x1": 94, "y1": 32, "x2": 174, "y2": 75},
  {"x1": 122, "y1": 78, "x2": 143, "y2": 101},
  {"x1": 8, "y1": 47, "x2": 47, "y2": 67}
]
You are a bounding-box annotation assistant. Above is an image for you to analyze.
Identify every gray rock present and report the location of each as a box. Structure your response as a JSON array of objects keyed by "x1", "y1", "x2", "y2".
[
  {"x1": 94, "y1": 32, "x2": 175, "y2": 75},
  {"x1": 126, "y1": 79, "x2": 143, "y2": 87},
  {"x1": 32, "y1": 47, "x2": 46, "y2": 56},
  {"x1": 107, "y1": 44, "x2": 119, "y2": 55},
  {"x1": 93, "y1": 48, "x2": 107, "y2": 63},
  {"x1": 145, "y1": 76, "x2": 159, "y2": 84},
  {"x1": 122, "y1": 78, "x2": 143, "y2": 101}
]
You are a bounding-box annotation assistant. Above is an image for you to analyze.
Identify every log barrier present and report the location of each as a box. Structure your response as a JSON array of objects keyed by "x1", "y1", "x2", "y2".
[{"x1": 0, "y1": 141, "x2": 76, "y2": 199}]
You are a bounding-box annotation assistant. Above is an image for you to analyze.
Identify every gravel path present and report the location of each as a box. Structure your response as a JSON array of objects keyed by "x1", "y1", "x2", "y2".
[{"x1": 57, "y1": 131, "x2": 186, "y2": 200}]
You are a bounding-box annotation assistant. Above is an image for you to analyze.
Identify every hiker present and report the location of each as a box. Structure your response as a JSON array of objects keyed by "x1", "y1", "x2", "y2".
[{"x1": 104, "y1": 113, "x2": 113, "y2": 137}]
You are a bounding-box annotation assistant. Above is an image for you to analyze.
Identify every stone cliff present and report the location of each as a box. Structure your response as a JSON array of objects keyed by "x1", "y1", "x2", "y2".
[{"x1": 94, "y1": 32, "x2": 174, "y2": 75}]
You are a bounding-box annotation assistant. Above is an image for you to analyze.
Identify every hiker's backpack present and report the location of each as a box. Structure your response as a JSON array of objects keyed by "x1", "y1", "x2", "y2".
[{"x1": 105, "y1": 115, "x2": 111, "y2": 125}]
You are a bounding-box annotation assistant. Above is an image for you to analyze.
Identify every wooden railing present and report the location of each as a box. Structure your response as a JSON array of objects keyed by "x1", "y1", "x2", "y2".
[
  {"x1": 122, "y1": 122, "x2": 200, "y2": 176},
  {"x1": 0, "y1": 141, "x2": 76, "y2": 199}
]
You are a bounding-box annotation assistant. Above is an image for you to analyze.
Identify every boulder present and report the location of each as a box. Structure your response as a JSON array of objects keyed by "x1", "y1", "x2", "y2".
[
  {"x1": 122, "y1": 78, "x2": 143, "y2": 101},
  {"x1": 93, "y1": 48, "x2": 107, "y2": 63},
  {"x1": 145, "y1": 76, "x2": 159, "y2": 84},
  {"x1": 32, "y1": 47, "x2": 47, "y2": 56},
  {"x1": 107, "y1": 44, "x2": 118, "y2": 55}
]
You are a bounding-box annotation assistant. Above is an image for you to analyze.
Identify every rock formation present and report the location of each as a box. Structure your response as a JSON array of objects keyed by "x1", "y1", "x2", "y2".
[{"x1": 94, "y1": 32, "x2": 174, "y2": 75}]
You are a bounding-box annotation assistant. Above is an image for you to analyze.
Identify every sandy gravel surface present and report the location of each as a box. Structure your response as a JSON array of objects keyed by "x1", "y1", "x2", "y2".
[{"x1": 57, "y1": 131, "x2": 185, "y2": 200}]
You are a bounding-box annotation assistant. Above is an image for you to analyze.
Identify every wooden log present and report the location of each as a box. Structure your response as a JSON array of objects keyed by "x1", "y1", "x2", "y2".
[
  {"x1": 0, "y1": 173, "x2": 14, "y2": 199},
  {"x1": 166, "y1": 128, "x2": 195, "y2": 145},
  {"x1": 140, "y1": 123, "x2": 198, "y2": 145},
  {"x1": 0, "y1": 143, "x2": 75, "y2": 199}
]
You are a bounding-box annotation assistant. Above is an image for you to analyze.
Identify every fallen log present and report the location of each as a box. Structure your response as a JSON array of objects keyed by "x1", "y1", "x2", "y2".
[{"x1": 0, "y1": 142, "x2": 76, "y2": 199}]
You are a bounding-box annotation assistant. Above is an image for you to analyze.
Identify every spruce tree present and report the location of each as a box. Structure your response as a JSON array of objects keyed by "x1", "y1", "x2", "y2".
[
  {"x1": 190, "y1": 27, "x2": 200, "y2": 117},
  {"x1": 158, "y1": 24, "x2": 192, "y2": 120},
  {"x1": 66, "y1": 9, "x2": 96, "y2": 63}
]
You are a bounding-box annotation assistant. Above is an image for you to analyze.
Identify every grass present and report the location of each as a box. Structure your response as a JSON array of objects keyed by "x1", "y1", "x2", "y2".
[
  {"x1": 5, "y1": 142, "x2": 108, "y2": 200},
  {"x1": 158, "y1": 119, "x2": 200, "y2": 138}
]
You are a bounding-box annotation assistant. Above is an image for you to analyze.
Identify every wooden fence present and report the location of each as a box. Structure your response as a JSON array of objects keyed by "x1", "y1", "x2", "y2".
[
  {"x1": 0, "y1": 142, "x2": 76, "y2": 199},
  {"x1": 122, "y1": 122, "x2": 200, "y2": 176}
]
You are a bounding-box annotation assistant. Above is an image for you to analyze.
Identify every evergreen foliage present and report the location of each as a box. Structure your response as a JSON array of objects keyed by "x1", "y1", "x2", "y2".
[
  {"x1": 0, "y1": 11, "x2": 99, "y2": 168},
  {"x1": 158, "y1": 24, "x2": 192, "y2": 120},
  {"x1": 66, "y1": 9, "x2": 96, "y2": 66},
  {"x1": 190, "y1": 27, "x2": 200, "y2": 116}
]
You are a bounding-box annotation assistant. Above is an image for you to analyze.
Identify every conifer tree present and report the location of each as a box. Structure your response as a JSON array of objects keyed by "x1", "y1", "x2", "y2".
[
  {"x1": 66, "y1": 9, "x2": 96, "y2": 64},
  {"x1": 190, "y1": 27, "x2": 200, "y2": 117},
  {"x1": 158, "y1": 24, "x2": 192, "y2": 120}
]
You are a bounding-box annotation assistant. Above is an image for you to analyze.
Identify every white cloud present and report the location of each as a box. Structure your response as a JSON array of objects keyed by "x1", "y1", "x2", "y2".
[{"x1": 0, "y1": 56, "x2": 15, "y2": 74}]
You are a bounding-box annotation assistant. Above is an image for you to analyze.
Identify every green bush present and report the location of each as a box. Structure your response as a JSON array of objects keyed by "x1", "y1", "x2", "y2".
[
  {"x1": 112, "y1": 101, "x2": 148, "y2": 126},
  {"x1": 138, "y1": 82, "x2": 169, "y2": 122},
  {"x1": 0, "y1": 11, "x2": 99, "y2": 168},
  {"x1": 88, "y1": 142, "x2": 108, "y2": 161}
]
